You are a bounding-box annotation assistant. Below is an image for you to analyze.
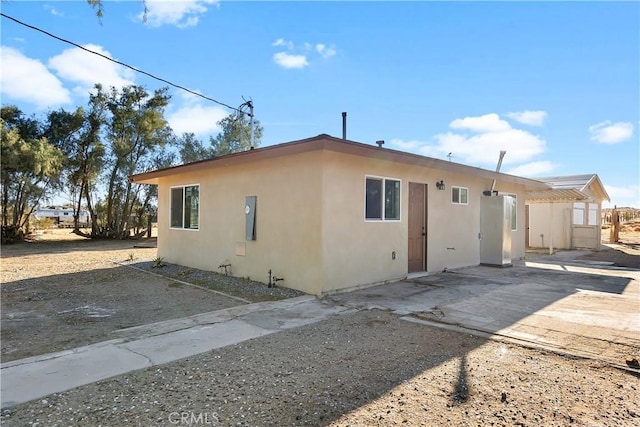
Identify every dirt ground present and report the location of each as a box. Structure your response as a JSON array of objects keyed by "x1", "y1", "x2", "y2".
[
  {"x1": 1, "y1": 311, "x2": 638, "y2": 426},
  {"x1": 0, "y1": 230, "x2": 248, "y2": 362},
  {"x1": 1, "y1": 228, "x2": 639, "y2": 426}
]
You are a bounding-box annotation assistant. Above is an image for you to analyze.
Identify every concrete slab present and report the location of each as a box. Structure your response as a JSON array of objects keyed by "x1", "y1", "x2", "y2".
[
  {"x1": 0, "y1": 296, "x2": 352, "y2": 408},
  {"x1": 330, "y1": 252, "x2": 640, "y2": 367}
]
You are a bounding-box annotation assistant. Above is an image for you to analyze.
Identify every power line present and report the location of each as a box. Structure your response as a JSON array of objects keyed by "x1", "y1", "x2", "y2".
[{"x1": 0, "y1": 12, "x2": 243, "y2": 114}]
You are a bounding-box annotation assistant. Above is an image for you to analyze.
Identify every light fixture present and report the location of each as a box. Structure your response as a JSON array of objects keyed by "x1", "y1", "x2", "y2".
[{"x1": 436, "y1": 180, "x2": 445, "y2": 190}]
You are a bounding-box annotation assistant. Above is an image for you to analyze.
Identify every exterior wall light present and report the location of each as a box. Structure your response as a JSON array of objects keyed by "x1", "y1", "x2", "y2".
[{"x1": 436, "y1": 180, "x2": 445, "y2": 190}]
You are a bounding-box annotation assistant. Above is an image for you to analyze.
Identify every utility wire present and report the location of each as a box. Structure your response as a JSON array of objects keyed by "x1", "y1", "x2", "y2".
[{"x1": 1, "y1": 12, "x2": 243, "y2": 114}]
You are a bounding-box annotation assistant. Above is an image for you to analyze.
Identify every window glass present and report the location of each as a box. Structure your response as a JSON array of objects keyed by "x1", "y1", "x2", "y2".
[
  {"x1": 184, "y1": 185, "x2": 199, "y2": 229},
  {"x1": 573, "y1": 202, "x2": 585, "y2": 225},
  {"x1": 509, "y1": 194, "x2": 517, "y2": 231},
  {"x1": 385, "y1": 179, "x2": 401, "y2": 220},
  {"x1": 365, "y1": 177, "x2": 400, "y2": 221},
  {"x1": 588, "y1": 203, "x2": 598, "y2": 225},
  {"x1": 171, "y1": 185, "x2": 199, "y2": 229},
  {"x1": 171, "y1": 187, "x2": 183, "y2": 227},
  {"x1": 365, "y1": 178, "x2": 382, "y2": 220},
  {"x1": 452, "y1": 186, "x2": 468, "y2": 205}
]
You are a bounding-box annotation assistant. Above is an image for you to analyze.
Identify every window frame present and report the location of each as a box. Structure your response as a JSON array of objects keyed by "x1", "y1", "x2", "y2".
[
  {"x1": 573, "y1": 202, "x2": 586, "y2": 225},
  {"x1": 508, "y1": 194, "x2": 517, "y2": 231},
  {"x1": 364, "y1": 176, "x2": 402, "y2": 222},
  {"x1": 451, "y1": 186, "x2": 469, "y2": 205},
  {"x1": 170, "y1": 184, "x2": 200, "y2": 231}
]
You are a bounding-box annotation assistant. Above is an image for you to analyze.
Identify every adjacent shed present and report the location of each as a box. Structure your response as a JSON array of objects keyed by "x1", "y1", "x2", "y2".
[{"x1": 525, "y1": 174, "x2": 610, "y2": 251}]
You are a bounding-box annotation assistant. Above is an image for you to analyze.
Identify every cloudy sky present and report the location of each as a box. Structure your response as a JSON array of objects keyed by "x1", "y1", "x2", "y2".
[{"x1": 1, "y1": 1, "x2": 638, "y2": 207}]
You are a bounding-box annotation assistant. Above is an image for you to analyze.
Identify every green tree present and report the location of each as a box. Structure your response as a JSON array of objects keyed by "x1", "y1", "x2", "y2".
[
  {"x1": 89, "y1": 84, "x2": 172, "y2": 239},
  {"x1": 209, "y1": 113, "x2": 263, "y2": 156},
  {"x1": 177, "y1": 132, "x2": 212, "y2": 163},
  {"x1": 43, "y1": 101, "x2": 106, "y2": 234},
  {"x1": 1, "y1": 107, "x2": 64, "y2": 242}
]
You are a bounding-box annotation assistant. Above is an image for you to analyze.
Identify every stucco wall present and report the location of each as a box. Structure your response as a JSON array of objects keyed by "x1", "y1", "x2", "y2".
[
  {"x1": 318, "y1": 151, "x2": 529, "y2": 293},
  {"x1": 527, "y1": 203, "x2": 572, "y2": 249},
  {"x1": 156, "y1": 150, "x2": 325, "y2": 294},
  {"x1": 155, "y1": 147, "x2": 531, "y2": 295}
]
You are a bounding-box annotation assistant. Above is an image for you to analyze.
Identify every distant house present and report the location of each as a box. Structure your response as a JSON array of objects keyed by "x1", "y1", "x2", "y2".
[
  {"x1": 131, "y1": 134, "x2": 549, "y2": 295},
  {"x1": 525, "y1": 174, "x2": 610, "y2": 251},
  {"x1": 33, "y1": 207, "x2": 90, "y2": 227}
]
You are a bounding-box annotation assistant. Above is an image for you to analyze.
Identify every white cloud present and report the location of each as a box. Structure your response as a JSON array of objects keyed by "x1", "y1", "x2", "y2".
[
  {"x1": 602, "y1": 184, "x2": 640, "y2": 208},
  {"x1": 167, "y1": 104, "x2": 228, "y2": 136},
  {"x1": 505, "y1": 110, "x2": 547, "y2": 126},
  {"x1": 141, "y1": 0, "x2": 218, "y2": 28},
  {"x1": 391, "y1": 113, "x2": 547, "y2": 168},
  {"x1": 48, "y1": 44, "x2": 135, "y2": 95},
  {"x1": 316, "y1": 43, "x2": 336, "y2": 58},
  {"x1": 389, "y1": 139, "x2": 423, "y2": 151},
  {"x1": 449, "y1": 113, "x2": 511, "y2": 133},
  {"x1": 429, "y1": 128, "x2": 546, "y2": 165},
  {"x1": 505, "y1": 161, "x2": 557, "y2": 177},
  {"x1": 167, "y1": 92, "x2": 228, "y2": 136},
  {"x1": 44, "y1": 5, "x2": 64, "y2": 17},
  {"x1": 273, "y1": 52, "x2": 309, "y2": 69},
  {"x1": 0, "y1": 46, "x2": 71, "y2": 109},
  {"x1": 589, "y1": 121, "x2": 634, "y2": 144},
  {"x1": 272, "y1": 38, "x2": 294, "y2": 50},
  {"x1": 272, "y1": 38, "x2": 336, "y2": 69}
]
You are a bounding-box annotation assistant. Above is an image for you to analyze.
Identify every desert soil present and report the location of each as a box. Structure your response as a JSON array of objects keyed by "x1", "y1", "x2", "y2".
[
  {"x1": 1, "y1": 227, "x2": 639, "y2": 426},
  {"x1": 1, "y1": 230, "x2": 298, "y2": 363}
]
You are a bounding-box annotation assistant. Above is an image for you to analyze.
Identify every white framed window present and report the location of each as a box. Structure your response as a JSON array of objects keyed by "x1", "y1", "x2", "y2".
[
  {"x1": 588, "y1": 203, "x2": 598, "y2": 225},
  {"x1": 365, "y1": 176, "x2": 401, "y2": 221},
  {"x1": 573, "y1": 202, "x2": 585, "y2": 225},
  {"x1": 508, "y1": 194, "x2": 517, "y2": 231},
  {"x1": 451, "y1": 186, "x2": 468, "y2": 205},
  {"x1": 171, "y1": 184, "x2": 200, "y2": 230}
]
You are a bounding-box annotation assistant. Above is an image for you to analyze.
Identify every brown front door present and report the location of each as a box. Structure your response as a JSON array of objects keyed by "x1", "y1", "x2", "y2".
[{"x1": 408, "y1": 182, "x2": 427, "y2": 273}]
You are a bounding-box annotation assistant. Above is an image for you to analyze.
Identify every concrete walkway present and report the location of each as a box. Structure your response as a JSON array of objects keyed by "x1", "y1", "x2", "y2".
[
  {"x1": 0, "y1": 296, "x2": 354, "y2": 408},
  {"x1": 329, "y1": 251, "x2": 640, "y2": 368}
]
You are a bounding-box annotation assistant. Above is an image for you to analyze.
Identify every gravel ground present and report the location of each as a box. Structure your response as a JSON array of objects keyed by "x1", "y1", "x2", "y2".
[
  {"x1": 1, "y1": 310, "x2": 638, "y2": 426},
  {"x1": 131, "y1": 261, "x2": 303, "y2": 303}
]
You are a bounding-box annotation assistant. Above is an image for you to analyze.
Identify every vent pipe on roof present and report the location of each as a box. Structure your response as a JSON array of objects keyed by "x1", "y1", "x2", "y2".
[
  {"x1": 486, "y1": 150, "x2": 507, "y2": 196},
  {"x1": 342, "y1": 112, "x2": 347, "y2": 139},
  {"x1": 376, "y1": 140, "x2": 385, "y2": 148}
]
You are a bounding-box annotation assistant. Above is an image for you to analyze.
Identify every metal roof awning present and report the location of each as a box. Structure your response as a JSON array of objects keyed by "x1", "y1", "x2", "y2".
[{"x1": 525, "y1": 188, "x2": 589, "y2": 203}]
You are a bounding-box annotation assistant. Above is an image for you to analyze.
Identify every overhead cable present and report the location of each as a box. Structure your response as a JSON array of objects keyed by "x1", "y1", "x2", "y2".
[{"x1": 0, "y1": 12, "x2": 243, "y2": 114}]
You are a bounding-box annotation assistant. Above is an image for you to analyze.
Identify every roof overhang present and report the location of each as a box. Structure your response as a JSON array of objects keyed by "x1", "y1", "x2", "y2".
[
  {"x1": 525, "y1": 188, "x2": 589, "y2": 204},
  {"x1": 131, "y1": 134, "x2": 551, "y2": 191}
]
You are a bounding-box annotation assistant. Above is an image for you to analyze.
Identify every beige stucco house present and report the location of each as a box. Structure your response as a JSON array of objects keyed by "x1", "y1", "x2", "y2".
[
  {"x1": 525, "y1": 174, "x2": 610, "y2": 251},
  {"x1": 131, "y1": 134, "x2": 549, "y2": 295}
]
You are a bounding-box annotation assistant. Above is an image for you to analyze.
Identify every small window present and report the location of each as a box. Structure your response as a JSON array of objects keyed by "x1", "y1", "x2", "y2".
[
  {"x1": 573, "y1": 202, "x2": 585, "y2": 225},
  {"x1": 452, "y1": 186, "x2": 468, "y2": 205},
  {"x1": 171, "y1": 185, "x2": 199, "y2": 230},
  {"x1": 365, "y1": 177, "x2": 401, "y2": 221},
  {"x1": 588, "y1": 203, "x2": 598, "y2": 225},
  {"x1": 508, "y1": 194, "x2": 517, "y2": 231}
]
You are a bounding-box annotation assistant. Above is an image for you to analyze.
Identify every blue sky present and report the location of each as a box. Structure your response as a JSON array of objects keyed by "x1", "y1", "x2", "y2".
[{"x1": 1, "y1": 1, "x2": 638, "y2": 207}]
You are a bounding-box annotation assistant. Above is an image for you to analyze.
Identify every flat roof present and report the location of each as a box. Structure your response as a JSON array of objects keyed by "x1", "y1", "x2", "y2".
[{"x1": 131, "y1": 133, "x2": 550, "y2": 190}]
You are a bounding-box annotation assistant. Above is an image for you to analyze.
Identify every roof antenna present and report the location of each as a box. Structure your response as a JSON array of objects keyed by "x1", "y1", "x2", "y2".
[
  {"x1": 447, "y1": 152, "x2": 453, "y2": 162},
  {"x1": 239, "y1": 97, "x2": 255, "y2": 149}
]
